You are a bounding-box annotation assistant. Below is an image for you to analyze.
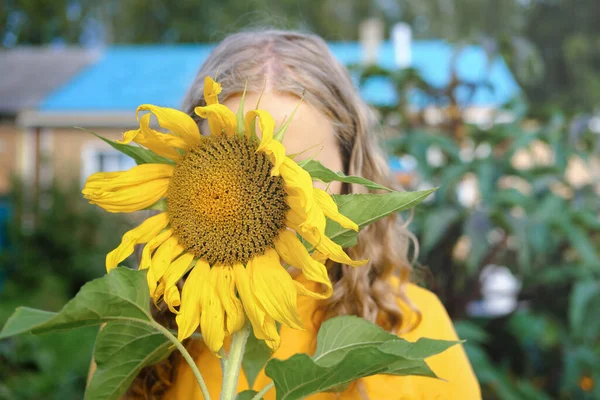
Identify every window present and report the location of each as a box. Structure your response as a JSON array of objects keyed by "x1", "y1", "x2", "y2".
[{"x1": 81, "y1": 146, "x2": 137, "y2": 186}]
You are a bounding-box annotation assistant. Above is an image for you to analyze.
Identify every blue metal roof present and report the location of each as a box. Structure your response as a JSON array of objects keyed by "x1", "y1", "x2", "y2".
[{"x1": 39, "y1": 40, "x2": 519, "y2": 111}]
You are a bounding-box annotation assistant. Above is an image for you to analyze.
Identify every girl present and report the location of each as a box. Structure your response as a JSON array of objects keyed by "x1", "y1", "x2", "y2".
[{"x1": 125, "y1": 30, "x2": 480, "y2": 399}]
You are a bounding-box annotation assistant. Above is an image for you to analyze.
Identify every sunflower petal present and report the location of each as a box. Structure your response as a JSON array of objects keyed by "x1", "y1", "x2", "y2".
[
  {"x1": 137, "y1": 104, "x2": 201, "y2": 147},
  {"x1": 280, "y1": 157, "x2": 313, "y2": 207},
  {"x1": 82, "y1": 164, "x2": 173, "y2": 213},
  {"x1": 118, "y1": 113, "x2": 186, "y2": 161},
  {"x1": 313, "y1": 188, "x2": 359, "y2": 231},
  {"x1": 139, "y1": 228, "x2": 173, "y2": 271},
  {"x1": 233, "y1": 263, "x2": 280, "y2": 350},
  {"x1": 176, "y1": 260, "x2": 210, "y2": 341},
  {"x1": 248, "y1": 249, "x2": 303, "y2": 330},
  {"x1": 204, "y1": 76, "x2": 222, "y2": 106},
  {"x1": 247, "y1": 109, "x2": 285, "y2": 174},
  {"x1": 161, "y1": 253, "x2": 195, "y2": 313},
  {"x1": 274, "y1": 230, "x2": 332, "y2": 299},
  {"x1": 105, "y1": 213, "x2": 170, "y2": 272},
  {"x1": 147, "y1": 236, "x2": 185, "y2": 300},
  {"x1": 194, "y1": 104, "x2": 237, "y2": 137},
  {"x1": 289, "y1": 220, "x2": 367, "y2": 267},
  {"x1": 213, "y1": 265, "x2": 245, "y2": 335},
  {"x1": 201, "y1": 268, "x2": 226, "y2": 354}
]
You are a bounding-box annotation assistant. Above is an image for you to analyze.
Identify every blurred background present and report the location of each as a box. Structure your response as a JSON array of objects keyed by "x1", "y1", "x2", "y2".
[{"x1": 1, "y1": 1, "x2": 599, "y2": 399}]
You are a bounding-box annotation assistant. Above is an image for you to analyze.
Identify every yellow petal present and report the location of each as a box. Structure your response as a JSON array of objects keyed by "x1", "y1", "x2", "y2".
[
  {"x1": 201, "y1": 268, "x2": 226, "y2": 354},
  {"x1": 176, "y1": 260, "x2": 210, "y2": 341},
  {"x1": 84, "y1": 164, "x2": 173, "y2": 188},
  {"x1": 248, "y1": 249, "x2": 303, "y2": 330},
  {"x1": 106, "y1": 213, "x2": 170, "y2": 272},
  {"x1": 118, "y1": 114, "x2": 187, "y2": 161},
  {"x1": 194, "y1": 104, "x2": 236, "y2": 137},
  {"x1": 160, "y1": 253, "x2": 195, "y2": 313},
  {"x1": 312, "y1": 250, "x2": 329, "y2": 264},
  {"x1": 288, "y1": 219, "x2": 367, "y2": 267},
  {"x1": 280, "y1": 157, "x2": 313, "y2": 206},
  {"x1": 244, "y1": 110, "x2": 284, "y2": 174},
  {"x1": 286, "y1": 194, "x2": 326, "y2": 234},
  {"x1": 213, "y1": 265, "x2": 245, "y2": 335},
  {"x1": 245, "y1": 110, "x2": 274, "y2": 143},
  {"x1": 204, "y1": 76, "x2": 222, "y2": 106},
  {"x1": 82, "y1": 164, "x2": 173, "y2": 213},
  {"x1": 274, "y1": 230, "x2": 332, "y2": 299},
  {"x1": 313, "y1": 188, "x2": 359, "y2": 231},
  {"x1": 85, "y1": 180, "x2": 170, "y2": 213},
  {"x1": 139, "y1": 228, "x2": 173, "y2": 271},
  {"x1": 261, "y1": 140, "x2": 286, "y2": 176},
  {"x1": 233, "y1": 263, "x2": 280, "y2": 350},
  {"x1": 147, "y1": 236, "x2": 185, "y2": 300},
  {"x1": 137, "y1": 104, "x2": 201, "y2": 147}
]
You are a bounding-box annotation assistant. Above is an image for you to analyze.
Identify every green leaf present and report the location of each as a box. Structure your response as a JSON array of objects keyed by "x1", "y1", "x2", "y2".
[
  {"x1": 86, "y1": 321, "x2": 172, "y2": 400},
  {"x1": 78, "y1": 128, "x2": 175, "y2": 166},
  {"x1": 0, "y1": 308, "x2": 56, "y2": 339},
  {"x1": 569, "y1": 281, "x2": 600, "y2": 341},
  {"x1": 243, "y1": 329, "x2": 272, "y2": 388},
  {"x1": 561, "y1": 222, "x2": 600, "y2": 265},
  {"x1": 0, "y1": 268, "x2": 152, "y2": 337},
  {"x1": 265, "y1": 316, "x2": 458, "y2": 400},
  {"x1": 237, "y1": 390, "x2": 261, "y2": 400},
  {"x1": 325, "y1": 189, "x2": 436, "y2": 248},
  {"x1": 421, "y1": 207, "x2": 461, "y2": 252},
  {"x1": 0, "y1": 268, "x2": 175, "y2": 400},
  {"x1": 301, "y1": 160, "x2": 392, "y2": 191}
]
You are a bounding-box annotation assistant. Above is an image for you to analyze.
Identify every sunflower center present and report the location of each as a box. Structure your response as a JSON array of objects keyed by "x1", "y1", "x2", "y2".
[{"x1": 167, "y1": 135, "x2": 289, "y2": 265}]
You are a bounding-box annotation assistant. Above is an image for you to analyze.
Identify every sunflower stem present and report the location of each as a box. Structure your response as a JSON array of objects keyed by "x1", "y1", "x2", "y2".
[
  {"x1": 152, "y1": 322, "x2": 212, "y2": 400},
  {"x1": 220, "y1": 322, "x2": 251, "y2": 400}
]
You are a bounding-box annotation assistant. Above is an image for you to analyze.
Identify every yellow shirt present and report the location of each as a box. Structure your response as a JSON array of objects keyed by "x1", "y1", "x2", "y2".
[{"x1": 166, "y1": 281, "x2": 481, "y2": 399}]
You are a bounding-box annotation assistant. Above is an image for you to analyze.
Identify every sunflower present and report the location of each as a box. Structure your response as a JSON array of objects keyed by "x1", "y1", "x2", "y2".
[{"x1": 83, "y1": 76, "x2": 365, "y2": 354}]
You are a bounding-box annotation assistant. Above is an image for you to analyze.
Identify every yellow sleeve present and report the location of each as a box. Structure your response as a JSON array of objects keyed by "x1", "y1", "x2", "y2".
[{"x1": 400, "y1": 283, "x2": 482, "y2": 399}]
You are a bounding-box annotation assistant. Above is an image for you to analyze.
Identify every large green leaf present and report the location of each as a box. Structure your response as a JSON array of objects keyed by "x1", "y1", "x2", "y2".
[
  {"x1": 265, "y1": 316, "x2": 458, "y2": 400},
  {"x1": 1, "y1": 268, "x2": 152, "y2": 336},
  {"x1": 301, "y1": 160, "x2": 392, "y2": 191},
  {"x1": 87, "y1": 321, "x2": 172, "y2": 400},
  {"x1": 80, "y1": 128, "x2": 175, "y2": 166},
  {"x1": 0, "y1": 308, "x2": 57, "y2": 339},
  {"x1": 325, "y1": 189, "x2": 436, "y2": 248},
  {"x1": 0, "y1": 268, "x2": 175, "y2": 400}
]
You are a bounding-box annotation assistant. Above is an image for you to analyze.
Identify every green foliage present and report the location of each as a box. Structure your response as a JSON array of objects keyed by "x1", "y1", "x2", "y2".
[
  {"x1": 301, "y1": 159, "x2": 392, "y2": 191},
  {"x1": 242, "y1": 330, "x2": 271, "y2": 388},
  {"x1": 359, "y1": 63, "x2": 600, "y2": 399},
  {"x1": 0, "y1": 181, "x2": 133, "y2": 399},
  {"x1": 325, "y1": 189, "x2": 436, "y2": 249},
  {"x1": 265, "y1": 316, "x2": 458, "y2": 400},
  {"x1": 0, "y1": 268, "x2": 175, "y2": 400},
  {"x1": 2, "y1": 269, "x2": 455, "y2": 400},
  {"x1": 81, "y1": 129, "x2": 175, "y2": 166}
]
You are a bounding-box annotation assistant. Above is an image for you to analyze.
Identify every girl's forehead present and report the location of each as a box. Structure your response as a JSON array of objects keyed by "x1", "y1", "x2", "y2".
[{"x1": 220, "y1": 91, "x2": 343, "y2": 193}]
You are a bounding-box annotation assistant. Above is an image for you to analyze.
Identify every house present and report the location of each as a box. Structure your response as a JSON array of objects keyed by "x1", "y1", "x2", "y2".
[
  {"x1": 6, "y1": 41, "x2": 520, "y2": 193},
  {"x1": 0, "y1": 47, "x2": 98, "y2": 194}
]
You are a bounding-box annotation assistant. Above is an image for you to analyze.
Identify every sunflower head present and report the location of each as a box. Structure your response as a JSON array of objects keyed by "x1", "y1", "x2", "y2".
[{"x1": 82, "y1": 76, "x2": 365, "y2": 354}]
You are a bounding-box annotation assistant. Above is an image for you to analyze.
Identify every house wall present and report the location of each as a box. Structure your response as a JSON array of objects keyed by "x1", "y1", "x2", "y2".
[
  {"x1": 0, "y1": 123, "x2": 21, "y2": 194},
  {"x1": 50, "y1": 128, "x2": 125, "y2": 185}
]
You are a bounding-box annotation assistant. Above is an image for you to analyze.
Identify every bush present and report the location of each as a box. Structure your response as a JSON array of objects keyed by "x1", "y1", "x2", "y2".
[
  {"x1": 358, "y1": 65, "x2": 600, "y2": 399},
  {"x1": 0, "y1": 181, "x2": 133, "y2": 399}
]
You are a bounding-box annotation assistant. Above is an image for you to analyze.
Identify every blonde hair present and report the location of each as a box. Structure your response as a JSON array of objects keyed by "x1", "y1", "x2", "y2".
[{"x1": 126, "y1": 29, "x2": 418, "y2": 399}]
